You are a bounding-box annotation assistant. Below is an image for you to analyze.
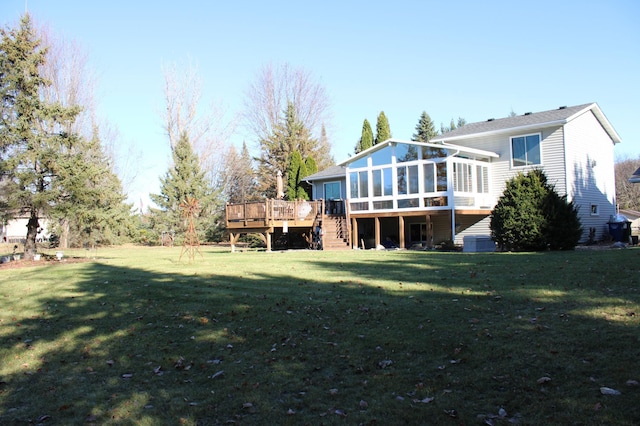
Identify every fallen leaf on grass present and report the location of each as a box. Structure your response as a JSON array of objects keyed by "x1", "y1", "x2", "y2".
[
  {"x1": 122, "y1": 373, "x2": 133, "y2": 379},
  {"x1": 600, "y1": 386, "x2": 621, "y2": 395},
  {"x1": 378, "y1": 359, "x2": 393, "y2": 369},
  {"x1": 210, "y1": 370, "x2": 225, "y2": 379},
  {"x1": 444, "y1": 409, "x2": 458, "y2": 418},
  {"x1": 537, "y1": 376, "x2": 552, "y2": 384},
  {"x1": 626, "y1": 379, "x2": 639, "y2": 386},
  {"x1": 412, "y1": 396, "x2": 434, "y2": 404}
]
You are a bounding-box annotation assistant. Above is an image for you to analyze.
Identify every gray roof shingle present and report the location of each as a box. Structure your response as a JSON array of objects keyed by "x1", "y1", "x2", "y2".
[
  {"x1": 431, "y1": 103, "x2": 619, "y2": 143},
  {"x1": 304, "y1": 165, "x2": 346, "y2": 181}
]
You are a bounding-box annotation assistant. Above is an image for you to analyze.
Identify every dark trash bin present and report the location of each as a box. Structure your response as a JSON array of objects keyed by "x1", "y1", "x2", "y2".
[{"x1": 608, "y1": 214, "x2": 631, "y2": 242}]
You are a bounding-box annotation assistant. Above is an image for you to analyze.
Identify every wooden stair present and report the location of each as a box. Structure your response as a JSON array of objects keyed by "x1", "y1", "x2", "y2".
[{"x1": 321, "y1": 215, "x2": 351, "y2": 250}]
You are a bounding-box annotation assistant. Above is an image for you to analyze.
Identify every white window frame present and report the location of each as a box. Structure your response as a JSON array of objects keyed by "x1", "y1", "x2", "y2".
[
  {"x1": 590, "y1": 204, "x2": 599, "y2": 216},
  {"x1": 510, "y1": 132, "x2": 542, "y2": 168}
]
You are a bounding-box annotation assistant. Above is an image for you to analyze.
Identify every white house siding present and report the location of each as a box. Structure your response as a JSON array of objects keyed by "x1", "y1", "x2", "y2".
[
  {"x1": 564, "y1": 110, "x2": 617, "y2": 240},
  {"x1": 450, "y1": 126, "x2": 567, "y2": 201},
  {"x1": 453, "y1": 215, "x2": 492, "y2": 245}
]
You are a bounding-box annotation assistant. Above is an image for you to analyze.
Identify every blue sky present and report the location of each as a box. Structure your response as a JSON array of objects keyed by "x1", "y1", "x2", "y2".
[{"x1": 2, "y1": 0, "x2": 639, "y2": 207}]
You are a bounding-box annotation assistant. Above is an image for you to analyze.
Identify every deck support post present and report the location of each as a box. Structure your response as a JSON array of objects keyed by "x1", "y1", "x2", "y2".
[
  {"x1": 229, "y1": 232, "x2": 240, "y2": 253},
  {"x1": 351, "y1": 217, "x2": 358, "y2": 248},
  {"x1": 399, "y1": 216, "x2": 405, "y2": 248},
  {"x1": 265, "y1": 231, "x2": 272, "y2": 252}
]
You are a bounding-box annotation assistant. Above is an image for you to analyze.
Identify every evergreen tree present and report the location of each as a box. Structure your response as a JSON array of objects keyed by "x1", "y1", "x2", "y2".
[
  {"x1": 52, "y1": 126, "x2": 133, "y2": 248},
  {"x1": 256, "y1": 102, "x2": 321, "y2": 198},
  {"x1": 411, "y1": 111, "x2": 438, "y2": 142},
  {"x1": 374, "y1": 111, "x2": 391, "y2": 145},
  {"x1": 0, "y1": 15, "x2": 84, "y2": 259},
  {"x1": 355, "y1": 119, "x2": 374, "y2": 154},
  {"x1": 221, "y1": 142, "x2": 258, "y2": 204},
  {"x1": 491, "y1": 169, "x2": 582, "y2": 251},
  {"x1": 286, "y1": 151, "x2": 317, "y2": 200},
  {"x1": 150, "y1": 132, "x2": 213, "y2": 242},
  {"x1": 440, "y1": 117, "x2": 466, "y2": 134},
  {"x1": 542, "y1": 189, "x2": 582, "y2": 250}
]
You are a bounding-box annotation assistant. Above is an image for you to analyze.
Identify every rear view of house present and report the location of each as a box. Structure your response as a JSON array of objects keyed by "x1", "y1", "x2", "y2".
[{"x1": 305, "y1": 103, "x2": 620, "y2": 249}]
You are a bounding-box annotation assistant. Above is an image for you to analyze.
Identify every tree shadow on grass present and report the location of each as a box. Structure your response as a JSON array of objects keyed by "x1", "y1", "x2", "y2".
[{"x1": 0, "y1": 249, "x2": 638, "y2": 424}]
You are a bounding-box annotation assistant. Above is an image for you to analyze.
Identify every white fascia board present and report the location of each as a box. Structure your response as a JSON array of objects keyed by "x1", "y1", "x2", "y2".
[
  {"x1": 338, "y1": 138, "x2": 499, "y2": 166},
  {"x1": 441, "y1": 142, "x2": 500, "y2": 158},
  {"x1": 579, "y1": 103, "x2": 622, "y2": 144}
]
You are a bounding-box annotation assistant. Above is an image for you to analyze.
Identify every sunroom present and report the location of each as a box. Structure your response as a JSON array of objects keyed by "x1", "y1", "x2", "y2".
[{"x1": 342, "y1": 139, "x2": 499, "y2": 248}]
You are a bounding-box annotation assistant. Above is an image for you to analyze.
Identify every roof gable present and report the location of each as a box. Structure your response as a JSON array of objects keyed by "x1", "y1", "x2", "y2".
[
  {"x1": 337, "y1": 138, "x2": 499, "y2": 167},
  {"x1": 431, "y1": 103, "x2": 621, "y2": 144}
]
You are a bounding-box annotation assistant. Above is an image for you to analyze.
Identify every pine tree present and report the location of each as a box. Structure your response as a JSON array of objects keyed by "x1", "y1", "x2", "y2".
[
  {"x1": 150, "y1": 132, "x2": 213, "y2": 242},
  {"x1": 0, "y1": 15, "x2": 84, "y2": 259},
  {"x1": 52, "y1": 126, "x2": 133, "y2": 248},
  {"x1": 411, "y1": 111, "x2": 438, "y2": 142},
  {"x1": 355, "y1": 119, "x2": 373, "y2": 154},
  {"x1": 256, "y1": 102, "x2": 320, "y2": 198},
  {"x1": 374, "y1": 111, "x2": 391, "y2": 145},
  {"x1": 221, "y1": 142, "x2": 258, "y2": 204}
]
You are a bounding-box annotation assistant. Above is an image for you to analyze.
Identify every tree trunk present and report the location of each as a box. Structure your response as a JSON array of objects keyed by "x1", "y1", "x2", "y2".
[
  {"x1": 24, "y1": 209, "x2": 39, "y2": 260},
  {"x1": 58, "y1": 218, "x2": 69, "y2": 249}
]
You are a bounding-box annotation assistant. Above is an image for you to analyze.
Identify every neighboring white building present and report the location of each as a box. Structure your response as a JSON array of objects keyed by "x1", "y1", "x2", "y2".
[
  {"x1": 1, "y1": 216, "x2": 52, "y2": 244},
  {"x1": 306, "y1": 103, "x2": 621, "y2": 249}
]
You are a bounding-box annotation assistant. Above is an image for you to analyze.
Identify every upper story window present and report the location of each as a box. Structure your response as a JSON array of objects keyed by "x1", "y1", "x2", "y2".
[
  {"x1": 511, "y1": 133, "x2": 541, "y2": 167},
  {"x1": 396, "y1": 143, "x2": 418, "y2": 162},
  {"x1": 371, "y1": 146, "x2": 392, "y2": 166}
]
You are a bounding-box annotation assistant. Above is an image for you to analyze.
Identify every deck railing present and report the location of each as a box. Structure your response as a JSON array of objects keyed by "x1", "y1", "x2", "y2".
[{"x1": 226, "y1": 200, "x2": 324, "y2": 227}]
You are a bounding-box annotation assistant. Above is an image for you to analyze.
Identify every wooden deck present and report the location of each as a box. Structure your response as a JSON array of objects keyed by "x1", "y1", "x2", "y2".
[
  {"x1": 226, "y1": 200, "x2": 322, "y2": 230},
  {"x1": 226, "y1": 200, "x2": 327, "y2": 251}
]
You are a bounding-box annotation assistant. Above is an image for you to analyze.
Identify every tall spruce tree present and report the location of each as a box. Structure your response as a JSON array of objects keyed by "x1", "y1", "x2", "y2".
[
  {"x1": 221, "y1": 142, "x2": 258, "y2": 204},
  {"x1": 256, "y1": 102, "x2": 322, "y2": 198},
  {"x1": 374, "y1": 111, "x2": 391, "y2": 145},
  {"x1": 150, "y1": 131, "x2": 212, "y2": 242},
  {"x1": 412, "y1": 111, "x2": 438, "y2": 142},
  {"x1": 355, "y1": 119, "x2": 373, "y2": 154},
  {"x1": 0, "y1": 15, "x2": 87, "y2": 259},
  {"x1": 52, "y1": 127, "x2": 133, "y2": 248}
]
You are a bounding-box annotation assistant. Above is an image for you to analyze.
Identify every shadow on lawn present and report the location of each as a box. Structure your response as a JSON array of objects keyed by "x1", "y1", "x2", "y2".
[{"x1": 0, "y1": 249, "x2": 638, "y2": 425}]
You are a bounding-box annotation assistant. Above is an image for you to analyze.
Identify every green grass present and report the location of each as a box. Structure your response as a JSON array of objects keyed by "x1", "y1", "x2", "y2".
[{"x1": 1, "y1": 245, "x2": 639, "y2": 425}]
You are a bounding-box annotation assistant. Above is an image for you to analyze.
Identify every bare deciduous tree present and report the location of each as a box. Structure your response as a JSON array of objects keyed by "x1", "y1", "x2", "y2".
[
  {"x1": 615, "y1": 154, "x2": 640, "y2": 211},
  {"x1": 161, "y1": 59, "x2": 237, "y2": 184},
  {"x1": 38, "y1": 23, "x2": 141, "y2": 194},
  {"x1": 243, "y1": 62, "x2": 333, "y2": 170},
  {"x1": 38, "y1": 23, "x2": 95, "y2": 136}
]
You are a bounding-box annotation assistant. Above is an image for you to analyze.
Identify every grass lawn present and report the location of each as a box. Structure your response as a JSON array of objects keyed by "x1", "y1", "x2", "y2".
[{"x1": 0, "y1": 245, "x2": 639, "y2": 425}]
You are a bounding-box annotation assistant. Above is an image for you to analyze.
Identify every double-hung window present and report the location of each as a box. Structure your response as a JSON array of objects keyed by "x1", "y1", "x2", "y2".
[{"x1": 511, "y1": 133, "x2": 541, "y2": 167}]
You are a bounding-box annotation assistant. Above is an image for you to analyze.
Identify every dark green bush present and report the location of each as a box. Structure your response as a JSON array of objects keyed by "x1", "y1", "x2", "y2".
[{"x1": 491, "y1": 169, "x2": 582, "y2": 251}]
